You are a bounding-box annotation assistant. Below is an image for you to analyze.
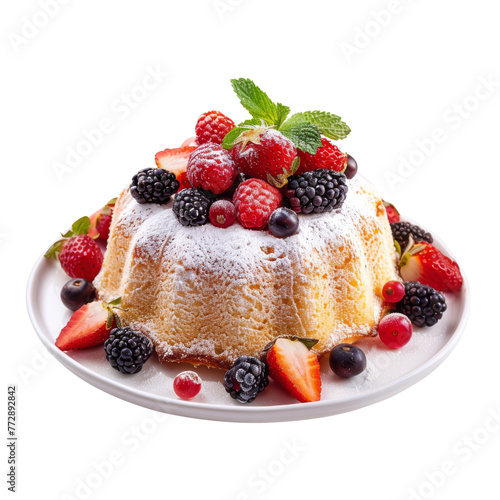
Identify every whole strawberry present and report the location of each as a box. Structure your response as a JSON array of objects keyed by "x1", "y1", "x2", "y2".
[
  {"x1": 399, "y1": 240, "x2": 463, "y2": 292},
  {"x1": 232, "y1": 178, "x2": 283, "y2": 229},
  {"x1": 45, "y1": 216, "x2": 103, "y2": 282},
  {"x1": 296, "y1": 138, "x2": 347, "y2": 175},
  {"x1": 231, "y1": 127, "x2": 298, "y2": 188},
  {"x1": 195, "y1": 110, "x2": 235, "y2": 145},
  {"x1": 95, "y1": 198, "x2": 116, "y2": 242},
  {"x1": 383, "y1": 201, "x2": 400, "y2": 224},
  {"x1": 187, "y1": 143, "x2": 238, "y2": 194}
]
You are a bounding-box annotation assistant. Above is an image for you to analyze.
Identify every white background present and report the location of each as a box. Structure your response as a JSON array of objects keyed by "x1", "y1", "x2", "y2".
[{"x1": 2, "y1": 0, "x2": 499, "y2": 499}]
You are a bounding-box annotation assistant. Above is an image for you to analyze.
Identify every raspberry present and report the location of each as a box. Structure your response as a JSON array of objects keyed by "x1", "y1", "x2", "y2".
[
  {"x1": 187, "y1": 143, "x2": 238, "y2": 195},
  {"x1": 209, "y1": 200, "x2": 237, "y2": 228},
  {"x1": 296, "y1": 138, "x2": 347, "y2": 175},
  {"x1": 195, "y1": 110, "x2": 235, "y2": 145},
  {"x1": 231, "y1": 128, "x2": 298, "y2": 187},
  {"x1": 232, "y1": 179, "x2": 283, "y2": 230}
]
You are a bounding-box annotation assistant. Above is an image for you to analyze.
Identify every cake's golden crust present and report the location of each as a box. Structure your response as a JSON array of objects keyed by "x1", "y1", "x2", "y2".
[{"x1": 95, "y1": 178, "x2": 399, "y2": 370}]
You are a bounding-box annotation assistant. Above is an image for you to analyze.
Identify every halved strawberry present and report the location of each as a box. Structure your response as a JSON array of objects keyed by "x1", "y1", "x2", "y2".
[
  {"x1": 383, "y1": 200, "x2": 400, "y2": 224},
  {"x1": 55, "y1": 298, "x2": 124, "y2": 351},
  {"x1": 265, "y1": 337, "x2": 321, "y2": 403},
  {"x1": 399, "y1": 240, "x2": 463, "y2": 292},
  {"x1": 155, "y1": 145, "x2": 197, "y2": 180}
]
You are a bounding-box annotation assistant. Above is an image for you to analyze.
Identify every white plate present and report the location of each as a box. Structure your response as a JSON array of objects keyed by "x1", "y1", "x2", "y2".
[{"x1": 26, "y1": 226, "x2": 470, "y2": 423}]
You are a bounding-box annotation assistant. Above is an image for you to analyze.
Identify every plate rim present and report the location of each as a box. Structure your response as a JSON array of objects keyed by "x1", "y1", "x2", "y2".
[{"x1": 26, "y1": 222, "x2": 470, "y2": 423}]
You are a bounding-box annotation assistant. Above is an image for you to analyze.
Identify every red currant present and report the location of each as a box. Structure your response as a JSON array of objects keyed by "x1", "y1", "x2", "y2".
[
  {"x1": 173, "y1": 371, "x2": 202, "y2": 400},
  {"x1": 209, "y1": 200, "x2": 237, "y2": 228},
  {"x1": 378, "y1": 313, "x2": 413, "y2": 349},
  {"x1": 382, "y1": 280, "x2": 405, "y2": 303}
]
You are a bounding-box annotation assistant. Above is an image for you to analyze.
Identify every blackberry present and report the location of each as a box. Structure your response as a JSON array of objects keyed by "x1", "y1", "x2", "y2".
[
  {"x1": 391, "y1": 222, "x2": 433, "y2": 250},
  {"x1": 104, "y1": 327, "x2": 154, "y2": 374},
  {"x1": 130, "y1": 168, "x2": 179, "y2": 204},
  {"x1": 224, "y1": 356, "x2": 269, "y2": 403},
  {"x1": 396, "y1": 282, "x2": 447, "y2": 327},
  {"x1": 285, "y1": 169, "x2": 348, "y2": 214},
  {"x1": 173, "y1": 188, "x2": 212, "y2": 226}
]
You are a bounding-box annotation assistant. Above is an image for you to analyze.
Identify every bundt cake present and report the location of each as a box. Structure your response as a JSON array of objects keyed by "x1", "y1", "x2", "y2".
[{"x1": 94, "y1": 176, "x2": 399, "y2": 369}]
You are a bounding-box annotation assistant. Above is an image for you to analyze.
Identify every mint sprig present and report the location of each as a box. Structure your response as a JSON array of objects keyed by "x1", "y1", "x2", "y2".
[{"x1": 224, "y1": 78, "x2": 350, "y2": 154}]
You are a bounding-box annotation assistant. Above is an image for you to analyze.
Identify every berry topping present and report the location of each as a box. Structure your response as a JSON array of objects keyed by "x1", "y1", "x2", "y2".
[
  {"x1": 61, "y1": 278, "x2": 96, "y2": 311},
  {"x1": 130, "y1": 168, "x2": 179, "y2": 205},
  {"x1": 95, "y1": 198, "x2": 116, "y2": 242},
  {"x1": 399, "y1": 241, "x2": 463, "y2": 292},
  {"x1": 285, "y1": 169, "x2": 348, "y2": 214},
  {"x1": 265, "y1": 337, "x2": 321, "y2": 403},
  {"x1": 383, "y1": 201, "x2": 400, "y2": 224},
  {"x1": 231, "y1": 127, "x2": 298, "y2": 188},
  {"x1": 224, "y1": 356, "x2": 269, "y2": 403},
  {"x1": 155, "y1": 145, "x2": 197, "y2": 180},
  {"x1": 382, "y1": 280, "x2": 406, "y2": 303},
  {"x1": 396, "y1": 282, "x2": 447, "y2": 327},
  {"x1": 232, "y1": 178, "x2": 283, "y2": 230},
  {"x1": 268, "y1": 207, "x2": 299, "y2": 238},
  {"x1": 296, "y1": 138, "x2": 347, "y2": 175},
  {"x1": 176, "y1": 171, "x2": 192, "y2": 192},
  {"x1": 209, "y1": 200, "x2": 237, "y2": 228},
  {"x1": 104, "y1": 327, "x2": 154, "y2": 375},
  {"x1": 391, "y1": 221, "x2": 433, "y2": 251},
  {"x1": 344, "y1": 154, "x2": 358, "y2": 179},
  {"x1": 45, "y1": 216, "x2": 104, "y2": 282},
  {"x1": 180, "y1": 137, "x2": 198, "y2": 148},
  {"x1": 173, "y1": 371, "x2": 202, "y2": 400},
  {"x1": 378, "y1": 313, "x2": 413, "y2": 349},
  {"x1": 55, "y1": 298, "x2": 124, "y2": 351},
  {"x1": 195, "y1": 110, "x2": 235, "y2": 145},
  {"x1": 329, "y1": 344, "x2": 367, "y2": 378},
  {"x1": 187, "y1": 143, "x2": 238, "y2": 194},
  {"x1": 173, "y1": 188, "x2": 212, "y2": 227}
]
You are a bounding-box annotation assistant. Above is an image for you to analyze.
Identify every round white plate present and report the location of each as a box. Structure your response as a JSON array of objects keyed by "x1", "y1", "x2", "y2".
[{"x1": 26, "y1": 226, "x2": 469, "y2": 423}]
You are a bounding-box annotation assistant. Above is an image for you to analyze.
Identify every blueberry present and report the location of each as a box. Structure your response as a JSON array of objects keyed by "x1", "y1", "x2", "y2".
[
  {"x1": 329, "y1": 344, "x2": 366, "y2": 378},
  {"x1": 268, "y1": 207, "x2": 299, "y2": 238},
  {"x1": 344, "y1": 154, "x2": 358, "y2": 179},
  {"x1": 60, "y1": 278, "x2": 96, "y2": 311}
]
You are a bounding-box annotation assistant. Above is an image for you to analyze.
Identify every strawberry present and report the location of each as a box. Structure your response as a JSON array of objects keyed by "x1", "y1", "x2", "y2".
[
  {"x1": 95, "y1": 198, "x2": 116, "y2": 242},
  {"x1": 45, "y1": 216, "x2": 103, "y2": 281},
  {"x1": 383, "y1": 200, "x2": 400, "y2": 224},
  {"x1": 195, "y1": 110, "x2": 235, "y2": 145},
  {"x1": 265, "y1": 337, "x2": 322, "y2": 403},
  {"x1": 399, "y1": 240, "x2": 463, "y2": 292},
  {"x1": 180, "y1": 136, "x2": 198, "y2": 148},
  {"x1": 55, "y1": 298, "x2": 124, "y2": 350},
  {"x1": 296, "y1": 138, "x2": 347, "y2": 175},
  {"x1": 231, "y1": 127, "x2": 298, "y2": 188},
  {"x1": 155, "y1": 145, "x2": 197, "y2": 182},
  {"x1": 176, "y1": 171, "x2": 192, "y2": 192}
]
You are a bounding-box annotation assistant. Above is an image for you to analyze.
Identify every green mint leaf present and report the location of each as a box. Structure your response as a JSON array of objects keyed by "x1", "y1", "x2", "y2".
[
  {"x1": 280, "y1": 122, "x2": 323, "y2": 154},
  {"x1": 230, "y1": 78, "x2": 281, "y2": 125},
  {"x1": 71, "y1": 216, "x2": 91, "y2": 235},
  {"x1": 297, "y1": 110, "x2": 351, "y2": 140},
  {"x1": 275, "y1": 103, "x2": 291, "y2": 129},
  {"x1": 222, "y1": 118, "x2": 261, "y2": 150}
]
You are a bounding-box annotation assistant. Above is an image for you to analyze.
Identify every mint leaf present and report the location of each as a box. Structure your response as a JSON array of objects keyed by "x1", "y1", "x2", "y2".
[
  {"x1": 71, "y1": 216, "x2": 91, "y2": 235},
  {"x1": 280, "y1": 122, "x2": 323, "y2": 154},
  {"x1": 222, "y1": 118, "x2": 261, "y2": 150},
  {"x1": 231, "y1": 78, "x2": 287, "y2": 125},
  {"x1": 288, "y1": 110, "x2": 351, "y2": 140}
]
